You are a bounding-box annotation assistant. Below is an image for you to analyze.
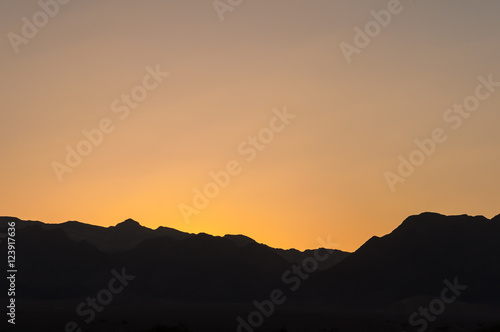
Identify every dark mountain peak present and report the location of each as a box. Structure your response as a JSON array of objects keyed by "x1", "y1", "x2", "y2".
[
  {"x1": 402, "y1": 212, "x2": 445, "y2": 223},
  {"x1": 395, "y1": 212, "x2": 445, "y2": 230},
  {"x1": 155, "y1": 226, "x2": 191, "y2": 240},
  {"x1": 223, "y1": 234, "x2": 257, "y2": 247},
  {"x1": 413, "y1": 212, "x2": 491, "y2": 222},
  {"x1": 156, "y1": 225, "x2": 176, "y2": 231},
  {"x1": 61, "y1": 220, "x2": 87, "y2": 226},
  {"x1": 116, "y1": 218, "x2": 141, "y2": 226},
  {"x1": 308, "y1": 212, "x2": 500, "y2": 311},
  {"x1": 115, "y1": 218, "x2": 142, "y2": 229},
  {"x1": 396, "y1": 212, "x2": 491, "y2": 232},
  {"x1": 492, "y1": 214, "x2": 500, "y2": 222}
]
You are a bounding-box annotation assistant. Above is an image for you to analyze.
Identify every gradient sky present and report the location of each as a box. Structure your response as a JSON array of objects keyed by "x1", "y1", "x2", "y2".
[{"x1": 1, "y1": 0, "x2": 499, "y2": 252}]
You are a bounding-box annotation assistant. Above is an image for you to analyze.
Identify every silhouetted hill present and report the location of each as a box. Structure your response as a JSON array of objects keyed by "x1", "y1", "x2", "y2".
[
  {"x1": 223, "y1": 234, "x2": 256, "y2": 247},
  {"x1": 3, "y1": 213, "x2": 500, "y2": 331},
  {"x1": 112, "y1": 233, "x2": 292, "y2": 302},
  {"x1": 15, "y1": 225, "x2": 113, "y2": 299},
  {"x1": 303, "y1": 212, "x2": 500, "y2": 310},
  {"x1": 155, "y1": 225, "x2": 192, "y2": 240},
  {"x1": 0, "y1": 216, "x2": 348, "y2": 303},
  {"x1": 0, "y1": 217, "x2": 195, "y2": 252}
]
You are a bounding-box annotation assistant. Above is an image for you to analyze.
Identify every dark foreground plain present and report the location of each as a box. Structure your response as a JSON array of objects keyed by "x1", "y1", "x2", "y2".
[{"x1": 7, "y1": 299, "x2": 500, "y2": 331}]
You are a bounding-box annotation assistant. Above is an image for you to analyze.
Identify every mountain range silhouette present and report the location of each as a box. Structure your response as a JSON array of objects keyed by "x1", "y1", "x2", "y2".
[{"x1": 1, "y1": 212, "x2": 500, "y2": 331}]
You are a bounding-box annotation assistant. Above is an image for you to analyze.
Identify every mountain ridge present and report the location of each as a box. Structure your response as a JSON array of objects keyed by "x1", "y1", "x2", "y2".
[
  {"x1": 2, "y1": 212, "x2": 500, "y2": 331},
  {"x1": 0, "y1": 216, "x2": 342, "y2": 254}
]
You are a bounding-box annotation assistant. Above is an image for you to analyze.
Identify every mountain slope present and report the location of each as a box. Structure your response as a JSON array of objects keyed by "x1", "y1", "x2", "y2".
[
  {"x1": 0, "y1": 216, "x2": 349, "y2": 303},
  {"x1": 304, "y1": 212, "x2": 500, "y2": 309}
]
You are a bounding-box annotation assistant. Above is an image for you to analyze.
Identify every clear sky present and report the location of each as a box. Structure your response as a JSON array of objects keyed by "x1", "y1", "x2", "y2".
[{"x1": 1, "y1": 0, "x2": 499, "y2": 251}]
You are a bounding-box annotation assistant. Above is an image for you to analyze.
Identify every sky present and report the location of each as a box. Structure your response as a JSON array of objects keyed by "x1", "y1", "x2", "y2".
[{"x1": 1, "y1": 0, "x2": 499, "y2": 252}]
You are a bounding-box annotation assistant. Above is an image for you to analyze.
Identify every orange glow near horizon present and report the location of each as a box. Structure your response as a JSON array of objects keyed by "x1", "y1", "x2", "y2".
[{"x1": 2, "y1": 1, "x2": 500, "y2": 252}]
